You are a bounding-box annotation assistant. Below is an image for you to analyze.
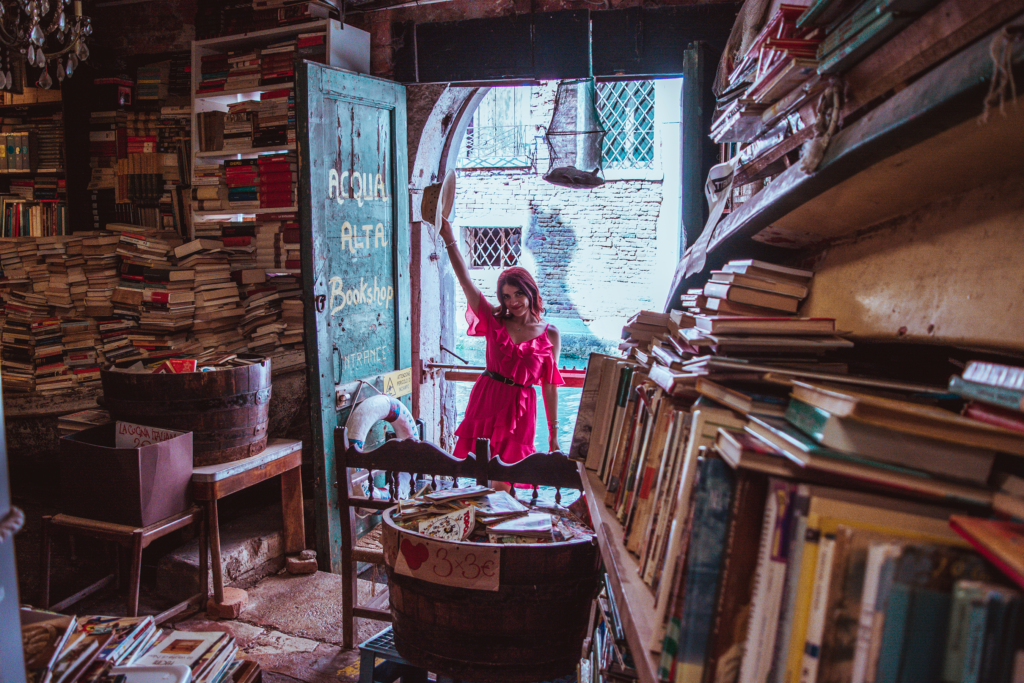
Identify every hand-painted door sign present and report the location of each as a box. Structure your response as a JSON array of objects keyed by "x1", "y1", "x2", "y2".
[{"x1": 298, "y1": 61, "x2": 410, "y2": 573}]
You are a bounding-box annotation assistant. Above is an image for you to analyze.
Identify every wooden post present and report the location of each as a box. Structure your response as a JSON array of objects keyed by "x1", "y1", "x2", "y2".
[{"x1": 681, "y1": 42, "x2": 718, "y2": 255}]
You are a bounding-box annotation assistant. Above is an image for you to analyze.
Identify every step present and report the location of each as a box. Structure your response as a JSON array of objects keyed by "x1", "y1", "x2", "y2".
[{"x1": 156, "y1": 502, "x2": 292, "y2": 602}]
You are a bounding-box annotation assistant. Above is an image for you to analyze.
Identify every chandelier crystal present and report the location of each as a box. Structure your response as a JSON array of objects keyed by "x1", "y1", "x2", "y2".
[{"x1": 0, "y1": 0, "x2": 92, "y2": 90}]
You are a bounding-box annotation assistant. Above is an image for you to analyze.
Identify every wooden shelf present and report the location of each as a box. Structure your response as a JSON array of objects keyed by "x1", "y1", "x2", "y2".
[
  {"x1": 195, "y1": 144, "x2": 296, "y2": 159},
  {"x1": 0, "y1": 168, "x2": 63, "y2": 174},
  {"x1": 194, "y1": 19, "x2": 335, "y2": 51},
  {"x1": 579, "y1": 463, "x2": 659, "y2": 683},
  {"x1": 193, "y1": 83, "x2": 295, "y2": 109},
  {"x1": 678, "y1": 17, "x2": 1024, "y2": 292},
  {"x1": 193, "y1": 206, "x2": 298, "y2": 216}
]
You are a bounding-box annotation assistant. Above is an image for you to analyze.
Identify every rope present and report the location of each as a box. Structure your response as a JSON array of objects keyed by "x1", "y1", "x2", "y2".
[
  {"x1": 981, "y1": 26, "x2": 1024, "y2": 123},
  {"x1": 800, "y1": 80, "x2": 843, "y2": 174},
  {"x1": 0, "y1": 506, "x2": 24, "y2": 543}
]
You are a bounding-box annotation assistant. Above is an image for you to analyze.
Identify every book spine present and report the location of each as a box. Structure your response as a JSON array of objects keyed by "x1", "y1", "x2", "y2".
[
  {"x1": 963, "y1": 361, "x2": 1024, "y2": 392},
  {"x1": 948, "y1": 375, "x2": 1024, "y2": 412},
  {"x1": 785, "y1": 515, "x2": 823, "y2": 683},
  {"x1": 798, "y1": 533, "x2": 836, "y2": 683}
]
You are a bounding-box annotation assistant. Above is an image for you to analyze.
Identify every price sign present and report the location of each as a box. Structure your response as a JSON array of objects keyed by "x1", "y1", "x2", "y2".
[{"x1": 392, "y1": 534, "x2": 500, "y2": 591}]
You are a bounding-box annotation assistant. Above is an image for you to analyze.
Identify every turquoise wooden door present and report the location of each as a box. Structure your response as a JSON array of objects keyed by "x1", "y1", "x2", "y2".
[{"x1": 297, "y1": 62, "x2": 410, "y2": 573}]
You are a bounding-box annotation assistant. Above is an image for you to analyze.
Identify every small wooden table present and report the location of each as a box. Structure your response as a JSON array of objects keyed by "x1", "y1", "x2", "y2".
[
  {"x1": 191, "y1": 438, "x2": 305, "y2": 611},
  {"x1": 40, "y1": 506, "x2": 206, "y2": 619}
]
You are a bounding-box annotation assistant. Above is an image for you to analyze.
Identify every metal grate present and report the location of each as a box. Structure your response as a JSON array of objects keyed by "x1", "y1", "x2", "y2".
[
  {"x1": 467, "y1": 227, "x2": 521, "y2": 268},
  {"x1": 458, "y1": 125, "x2": 534, "y2": 169},
  {"x1": 596, "y1": 80, "x2": 655, "y2": 170}
]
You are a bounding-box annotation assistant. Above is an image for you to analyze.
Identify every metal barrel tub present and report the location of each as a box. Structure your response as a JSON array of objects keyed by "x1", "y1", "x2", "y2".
[
  {"x1": 382, "y1": 510, "x2": 602, "y2": 683},
  {"x1": 100, "y1": 355, "x2": 272, "y2": 466}
]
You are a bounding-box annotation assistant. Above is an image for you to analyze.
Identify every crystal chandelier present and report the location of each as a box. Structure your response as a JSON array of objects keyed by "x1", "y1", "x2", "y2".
[{"x1": 0, "y1": 0, "x2": 92, "y2": 90}]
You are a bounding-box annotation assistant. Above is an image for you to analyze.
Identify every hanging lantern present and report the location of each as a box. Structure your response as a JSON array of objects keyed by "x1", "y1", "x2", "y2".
[{"x1": 542, "y1": 78, "x2": 606, "y2": 189}]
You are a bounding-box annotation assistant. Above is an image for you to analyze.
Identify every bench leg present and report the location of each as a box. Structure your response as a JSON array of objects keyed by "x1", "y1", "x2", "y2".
[
  {"x1": 207, "y1": 499, "x2": 225, "y2": 605},
  {"x1": 200, "y1": 512, "x2": 209, "y2": 601},
  {"x1": 280, "y1": 465, "x2": 305, "y2": 555},
  {"x1": 128, "y1": 530, "x2": 143, "y2": 617}
]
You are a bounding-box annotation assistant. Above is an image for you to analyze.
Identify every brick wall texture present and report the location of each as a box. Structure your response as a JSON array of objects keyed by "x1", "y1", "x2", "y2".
[{"x1": 453, "y1": 172, "x2": 665, "y2": 323}]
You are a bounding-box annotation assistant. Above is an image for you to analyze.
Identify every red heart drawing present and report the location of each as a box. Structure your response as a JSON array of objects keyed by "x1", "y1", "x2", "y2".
[{"x1": 401, "y1": 538, "x2": 429, "y2": 571}]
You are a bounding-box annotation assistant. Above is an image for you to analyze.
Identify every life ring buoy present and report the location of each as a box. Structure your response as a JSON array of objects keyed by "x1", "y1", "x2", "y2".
[{"x1": 347, "y1": 395, "x2": 417, "y2": 450}]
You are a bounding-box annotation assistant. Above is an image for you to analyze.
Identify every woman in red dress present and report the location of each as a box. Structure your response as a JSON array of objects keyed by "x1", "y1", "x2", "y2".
[{"x1": 438, "y1": 217, "x2": 564, "y2": 462}]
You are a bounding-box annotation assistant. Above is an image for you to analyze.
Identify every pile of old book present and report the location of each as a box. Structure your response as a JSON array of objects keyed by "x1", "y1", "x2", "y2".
[
  {"x1": 21, "y1": 609, "x2": 257, "y2": 683},
  {"x1": 392, "y1": 484, "x2": 595, "y2": 545},
  {"x1": 571, "y1": 257, "x2": 1024, "y2": 683}
]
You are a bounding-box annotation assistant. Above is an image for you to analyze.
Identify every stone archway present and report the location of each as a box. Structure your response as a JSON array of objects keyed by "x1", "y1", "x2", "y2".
[{"x1": 406, "y1": 84, "x2": 488, "y2": 449}]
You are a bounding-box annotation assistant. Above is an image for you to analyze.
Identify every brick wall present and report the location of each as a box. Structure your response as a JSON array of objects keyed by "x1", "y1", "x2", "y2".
[{"x1": 452, "y1": 171, "x2": 665, "y2": 323}]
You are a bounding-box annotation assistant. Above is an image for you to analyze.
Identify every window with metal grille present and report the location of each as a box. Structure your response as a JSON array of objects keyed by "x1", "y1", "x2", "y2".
[
  {"x1": 466, "y1": 227, "x2": 521, "y2": 268},
  {"x1": 458, "y1": 87, "x2": 535, "y2": 169},
  {"x1": 596, "y1": 80, "x2": 656, "y2": 170}
]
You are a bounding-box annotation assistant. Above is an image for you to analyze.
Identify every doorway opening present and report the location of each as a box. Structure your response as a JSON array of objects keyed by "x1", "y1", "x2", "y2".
[{"x1": 442, "y1": 79, "x2": 684, "y2": 453}]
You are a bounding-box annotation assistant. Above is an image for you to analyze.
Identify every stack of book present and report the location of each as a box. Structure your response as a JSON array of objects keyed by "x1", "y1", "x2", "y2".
[
  {"x1": 87, "y1": 109, "x2": 127, "y2": 230},
  {"x1": 254, "y1": 89, "x2": 290, "y2": 148},
  {"x1": 57, "y1": 408, "x2": 111, "y2": 435},
  {"x1": 224, "y1": 159, "x2": 259, "y2": 211},
  {"x1": 193, "y1": 162, "x2": 225, "y2": 212},
  {"x1": 238, "y1": 272, "x2": 303, "y2": 359},
  {"x1": 251, "y1": 212, "x2": 300, "y2": 272},
  {"x1": 260, "y1": 39, "x2": 297, "y2": 86},
  {"x1": 257, "y1": 152, "x2": 296, "y2": 209},
  {"x1": 198, "y1": 52, "x2": 230, "y2": 94},
  {"x1": 62, "y1": 318, "x2": 103, "y2": 384},
  {"x1": 801, "y1": 0, "x2": 942, "y2": 76},
  {"x1": 81, "y1": 232, "x2": 121, "y2": 316},
  {"x1": 223, "y1": 100, "x2": 259, "y2": 152},
  {"x1": 571, "y1": 260, "x2": 1024, "y2": 683},
  {"x1": 224, "y1": 50, "x2": 261, "y2": 92},
  {"x1": 21, "y1": 609, "x2": 257, "y2": 683},
  {"x1": 136, "y1": 61, "x2": 170, "y2": 101},
  {"x1": 173, "y1": 238, "x2": 245, "y2": 353},
  {"x1": 950, "y1": 360, "x2": 1024, "y2": 520},
  {"x1": 712, "y1": 5, "x2": 822, "y2": 144}
]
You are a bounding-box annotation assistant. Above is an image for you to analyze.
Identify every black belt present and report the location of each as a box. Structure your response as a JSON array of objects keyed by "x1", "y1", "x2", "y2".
[{"x1": 482, "y1": 369, "x2": 526, "y2": 388}]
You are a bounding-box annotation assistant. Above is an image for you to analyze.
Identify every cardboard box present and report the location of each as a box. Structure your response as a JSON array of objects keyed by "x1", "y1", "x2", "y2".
[{"x1": 59, "y1": 423, "x2": 193, "y2": 527}]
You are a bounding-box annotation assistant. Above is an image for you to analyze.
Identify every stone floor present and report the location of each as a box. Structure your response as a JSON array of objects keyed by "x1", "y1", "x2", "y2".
[
  {"x1": 169, "y1": 570, "x2": 390, "y2": 683},
  {"x1": 40, "y1": 567, "x2": 390, "y2": 683}
]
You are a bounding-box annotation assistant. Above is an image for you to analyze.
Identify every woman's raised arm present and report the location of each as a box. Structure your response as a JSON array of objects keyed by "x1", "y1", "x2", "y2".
[{"x1": 438, "y1": 217, "x2": 483, "y2": 313}]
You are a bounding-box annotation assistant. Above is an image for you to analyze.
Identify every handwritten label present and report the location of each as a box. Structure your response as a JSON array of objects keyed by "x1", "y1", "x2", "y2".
[
  {"x1": 115, "y1": 422, "x2": 186, "y2": 449},
  {"x1": 392, "y1": 534, "x2": 500, "y2": 591},
  {"x1": 382, "y1": 367, "x2": 412, "y2": 398}
]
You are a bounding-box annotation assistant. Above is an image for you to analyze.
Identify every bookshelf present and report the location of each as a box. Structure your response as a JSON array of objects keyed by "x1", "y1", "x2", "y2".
[
  {"x1": 580, "y1": 463, "x2": 659, "y2": 683},
  {"x1": 676, "y1": 20, "x2": 1024, "y2": 352},
  {"x1": 589, "y1": 11, "x2": 1024, "y2": 683}
]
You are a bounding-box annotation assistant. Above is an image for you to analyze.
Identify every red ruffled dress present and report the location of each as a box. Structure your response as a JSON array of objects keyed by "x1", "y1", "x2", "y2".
[{"x1": 453, "y1": 296, "x2": 565, "y2": 463}]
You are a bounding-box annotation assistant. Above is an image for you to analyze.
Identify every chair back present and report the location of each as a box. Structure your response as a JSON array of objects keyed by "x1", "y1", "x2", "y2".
[
  {"x1": 474, "y1": 438, "x2": 582, "y2": 504},
  {"x1": 336, "y1": 427, "x2": 483, "y2": 512}
]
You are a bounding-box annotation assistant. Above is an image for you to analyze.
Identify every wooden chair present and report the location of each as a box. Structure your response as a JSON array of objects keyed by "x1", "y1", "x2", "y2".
[
  {"x1": 335, "y1": 426, "x2": 484, "y2": 648},
  {"x1": 473, "y1": 438, "x2": 583, "y2": 503}
]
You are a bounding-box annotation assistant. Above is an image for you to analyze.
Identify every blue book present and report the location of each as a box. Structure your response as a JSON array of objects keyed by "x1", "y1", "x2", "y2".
[
  {"x1": 673, "y1": 457, "x2": 735, "y2": 683},
  {"x1": 948, "y1": 374, "x2": 1024, "y2": 413},
  {"x1": 897, "y1": 587, "x2": 952, "y2": 683},
  {"x1": 876, "y1": 546, "x2": 993, "y2": 683}
]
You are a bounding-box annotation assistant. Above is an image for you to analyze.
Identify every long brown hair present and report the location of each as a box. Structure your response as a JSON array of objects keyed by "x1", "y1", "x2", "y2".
[{"x1": 496, "y1": 267, "x2": 544, "y2": 320}]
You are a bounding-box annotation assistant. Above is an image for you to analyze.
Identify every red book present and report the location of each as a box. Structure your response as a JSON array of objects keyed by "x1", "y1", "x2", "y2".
[
  {"x1": 221, "y1": 235, "x2": 252, "y2": 247},
  {"x1": 284, "y1": 260, "x2": 302, "y2": 269},
  {"x1": 259, "y1": 171, "x2": 295, "y2": 183},
  {"x1": 949, "y1": 515, "x2": 1024, "y2": 589},
  {"x1": 964, "y1": 401, "x2": 1024, "y2": 434},
  {"x1": 297, "y1": 35, "x2": 326, "y2": 47},
  {"x1": 261, "y1": 89, "x2": 292, "y2": 100},
  {"x1": 259, "y1": 182, "x2": 294, "y2": 194},
  {"x1": 283, "y1": 229, "x2": 300, "y2": 244}
]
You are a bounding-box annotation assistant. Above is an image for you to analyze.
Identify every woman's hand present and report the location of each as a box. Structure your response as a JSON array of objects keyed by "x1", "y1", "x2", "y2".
[
  {"x1": 548, "y1": 431, "x2": 561, "y2": 454},
  {"x1": 438, "y1": 216, "x2": 454, "y2": 243}
]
